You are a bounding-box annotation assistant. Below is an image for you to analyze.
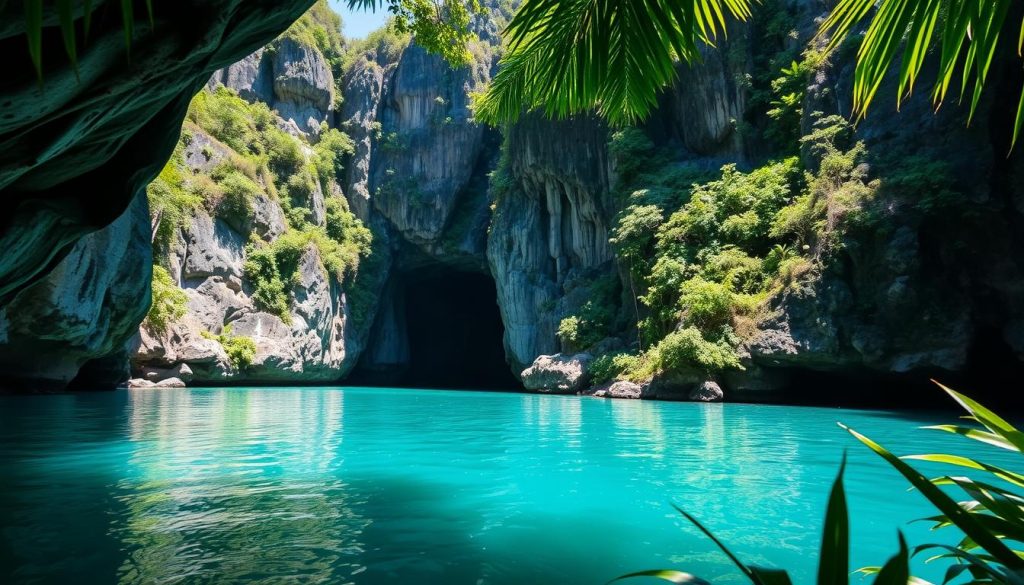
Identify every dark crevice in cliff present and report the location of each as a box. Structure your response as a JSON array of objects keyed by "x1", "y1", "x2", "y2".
[
  {"x1": 400, "y1": 270, "x2": 518, "y2": 390},
  {"x1": 351, "y1": 266, "x2": 519, "y2": 391},
  {"x1": 757, "y1": 331, "x2": 1024, "y2": 411}
]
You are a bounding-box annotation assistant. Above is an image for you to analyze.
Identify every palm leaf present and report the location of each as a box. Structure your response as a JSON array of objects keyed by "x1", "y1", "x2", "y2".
[
  {"x1": 609, "y1": 570, "x2": 711, "y2": 584},
  {"x1": 818, "y1": 0, "x2": 1024, "y2": 148},
  {"x1": 474, "y1": 0, "x2": 754, "y2": 126},
  {"x1": 841, "y1": 423, "x2": 1024, "y2": 571},
  {"x1": 818, "y1": 454, "x2": 849, "y2": 585}
]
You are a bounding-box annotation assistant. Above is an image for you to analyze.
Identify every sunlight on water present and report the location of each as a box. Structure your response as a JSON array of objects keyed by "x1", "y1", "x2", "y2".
[{"x1": 0, "y1": 387, "x2": 1017, "y2": 584}]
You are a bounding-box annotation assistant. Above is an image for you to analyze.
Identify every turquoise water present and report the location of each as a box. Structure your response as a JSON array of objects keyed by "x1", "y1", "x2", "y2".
[{"x1": 0, "y1": 387, "x2": 1016, "y2": 584}]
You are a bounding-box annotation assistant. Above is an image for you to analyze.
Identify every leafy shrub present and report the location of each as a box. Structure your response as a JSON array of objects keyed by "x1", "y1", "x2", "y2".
[
  {"x1": 314, "y1": 127, "x2": 355, "y2": 185},
  {"x1": 679, "y1": 277, "x2": 734, "y2": 331},
  {"x1": 214, "y1": 169, "x2": 260, "y2": 220},
  {"x1": 609, "y1": 128, "x2": 655, "y2": 180},
  {"x1": 610, "y1": 203, "x2": 664, "y2": 270},
  {"x1": 147, "y1": 151, "x2": 202, "y2": 251},
  {"x1": 243, "y1": 242, "x2": 291, "y2": 321},
  {"x1": 243, "y1": 199, "x2": 372, "y2": 321},
  {"x1": 145, "y1": 266, "x2": 188, "y2": 332},
  {"x1": 653, "y1": 327, "x2": 741, "y2": 373},
  {"x1": 557, "y1": 299, "x2": 615, "y2": 351},
  {"x1": 202, "y1": 325, "x2": 256, "y2": 370}
]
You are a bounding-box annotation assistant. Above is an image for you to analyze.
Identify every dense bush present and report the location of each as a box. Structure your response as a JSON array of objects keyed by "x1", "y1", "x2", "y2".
[
  {"x1": 556, "y1": 276, "x2": 620, "y2": 352},
  {"x1": 601, "y1": 116, "x2": 880, "y2": 384},
  {"x1": 202, "y1": 325, "x2": 256, "y2": 370},
  {"x1": 145, "y1": 266, "x2": 188, "y2": 332},
  {"x1": 147, "y1": 145, "x2": 203, "y2": 252},
  {"x1": 243, "y1": 197, "x2": 372, "y2": 321}
]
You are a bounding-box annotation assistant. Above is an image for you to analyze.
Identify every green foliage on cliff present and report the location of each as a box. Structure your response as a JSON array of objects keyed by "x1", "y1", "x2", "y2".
[
  {"x1": 202, "y1": 326, "x2": 257, "y2": 370},
  {"x1": 280, "y1": 0, "x2": 346, "y2": 76},
  {"x1": 600, "y1": 117, "x2": 880, "y2": 383},
  {"x1": 556, "y1": 275, "x2": 620, "y2": 352},
  {"x1": 243, "y1": 203, "x2": 372, "y2": 322},
  {"x1": 147, "y1": 65, "x2": 372, "y2": 324},
  {"x1": 147, "y1": 142, "x2": 202, "y2": 253},
  {"x1": 341, "y1": 23, "x2": 413, "y2": 72},
  {"x1": 145, "y1": 266, "x2": 188, "y2": 333}
]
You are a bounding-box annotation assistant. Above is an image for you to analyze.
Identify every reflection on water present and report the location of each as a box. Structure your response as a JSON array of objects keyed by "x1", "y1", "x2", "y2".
[{"x1": 1, "y1": 387, "x2": 1017, "y2": 584}]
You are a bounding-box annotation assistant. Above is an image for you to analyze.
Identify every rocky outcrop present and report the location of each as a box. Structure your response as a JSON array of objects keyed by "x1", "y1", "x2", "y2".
[
  {"x1": 689, "y1": 381, "x2": 725, "y2": 402},
  {"x1": 521, "y1": 353, "x2": 593, "y2": 394},
  {"x1": 587, "y1": 380, "x2": 643, "y2": 399},
  {"x1": 0, "y1": 192, "x2": 151, "y2": 390},
  {"x1": 487, "y1": 115, "x2": 616, "y2": 371},
  {"x1": 131, "y1": 123, "x2": 357, "y2": 384},
  {"x1": 210, "y1": 37, "x2": 335, "y2": 138}
]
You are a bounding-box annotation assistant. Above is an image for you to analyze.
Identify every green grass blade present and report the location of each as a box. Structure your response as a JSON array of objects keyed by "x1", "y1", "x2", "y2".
[
  {"x1": 1013, "y1": 86, "x2": 1024, "y2": 150},
  {"x1": 56, "y1": 0, "x2": 77, "y2": 77},
  {"x1": 922, "y1": 424, "x2": 1015, "y2": 450},
  {"x1": 672, "y1": 504, "x2": 758, "y2": 582},
  {"x1": 25, "y1": 0, "x2": 43, "y2": 82},
  {"x1": 83, "y1": 0, "x2": 94, "y2": 42},
  {"x1": 872, "y1": 531, "x2": 909, "y2": 585},
  {"x1": 609, "y1": 570, "x2": 711, "y2": 584},
  {"x1": 842, "y1": 423, "x2": 1024, "y2": 570},
  {"x1": 121, "y1": 0, "x2": 134, "y2": 59},
  {"x1": 904, "y1": 453, "x2": 1024, "y2": 487},
  {"x1": 818, "y1": 455, "x2": 849, "y2": 585},
  {"x1": 749, "y1": 567, "x2": 794, "y2": 585},
  {"x1": 936, "y1": 383, "x2": 1024, "y2": 452}
]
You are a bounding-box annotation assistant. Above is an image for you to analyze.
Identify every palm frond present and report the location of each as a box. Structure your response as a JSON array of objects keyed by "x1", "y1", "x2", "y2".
[
  {"x1": 474, "y1": 0, "x2": 754, "y2": 126},
  {"x1": 818, "y1": 0, "x2": 1024, "y2": 148}
]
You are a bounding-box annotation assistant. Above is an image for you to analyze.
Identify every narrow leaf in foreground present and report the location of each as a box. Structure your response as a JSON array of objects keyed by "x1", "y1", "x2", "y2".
[
  {"x1": 818, "y1": 454, "x2": 850, "y2": 585},
  {"x1": 610, "y1": 569, "x2": 711, "y2": 584}
]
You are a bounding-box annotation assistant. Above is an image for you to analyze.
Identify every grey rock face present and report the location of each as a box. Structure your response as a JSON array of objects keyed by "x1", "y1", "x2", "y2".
[
  {"x1": 272, "y1": 37, "x2": 335, "y2": 137},
  {"x1": 521, "y1": 353, "x2": 594, "y2": 394},
  {"x1": 588, "y1": 380, "x2": 643, "y2": 399},
  {"x1": 131, "y1": 122, "x2": 359, "y2": 384},
  {"x1": 369, "y1": 44, "x2": 495, "y2": 247},
  {"x1": 210, "y1": 36, "x2": 334, "y2": 138},
  {"x1": 0, "y1": 192, "x2": 152, "y2": 390},
  {"x1": 689, "y1": 381, "x2": 724, "y2": 402},
  {"x1": 208, "y1": 48, "x2": 275, "y2": 104},
  {"x1": 487, "y1": 115, "x2": 615, "y2": 371}
]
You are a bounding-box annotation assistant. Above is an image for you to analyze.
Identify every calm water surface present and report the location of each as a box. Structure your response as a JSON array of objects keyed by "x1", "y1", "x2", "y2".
[{"x1": 0, "y1": 387, "x2": 1017, "y2": 584}]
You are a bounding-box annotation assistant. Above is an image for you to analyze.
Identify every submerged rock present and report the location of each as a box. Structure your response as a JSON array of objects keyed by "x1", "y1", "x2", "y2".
[
  {"x1": 689, "y1": 381, "x2": 725, "y2": 403},
  {"x1": 521, "y1": 353, "x2": 593, "y2": 394},
  {"x1": 587, "y1": 380, "x2": 643, "y2": 399}
]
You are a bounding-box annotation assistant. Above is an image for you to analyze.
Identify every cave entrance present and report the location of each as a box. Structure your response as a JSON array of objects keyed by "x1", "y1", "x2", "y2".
[
  {"x1": 400, "y1": 269, "x2": 519, "y2": 390},
  {"x1": 354, "y1": 267, "x2": 519, "y2": 391}
]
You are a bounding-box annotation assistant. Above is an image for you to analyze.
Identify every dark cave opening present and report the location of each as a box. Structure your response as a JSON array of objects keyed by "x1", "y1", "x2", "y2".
[
  {"x1": 400, "y1": 270, "x2": 519, "y2": 390},
  {"x1": 352, "y1": 267, "x2": 520, "y2": 391},
  {"x1": 769, "y1": 327, "x2": 1024, "y2": 412}
]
